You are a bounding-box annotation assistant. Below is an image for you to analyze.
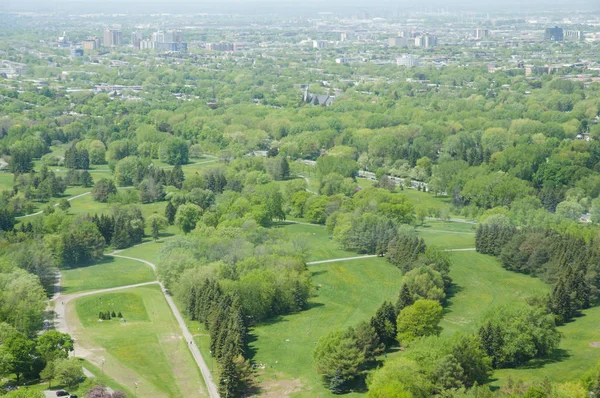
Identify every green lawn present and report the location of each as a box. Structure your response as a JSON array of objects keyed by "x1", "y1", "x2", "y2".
[
  {"x1": 441, "y1": 251, "x2": 550, "y2": 337},
  {"x1": 71, "y1": 285, "x2": 206, "y2": 398},
  {"x1": 115, "y1": 240, "x2": 167, "y2": 265},
  {"x1": 273, "y1": 222, "x2": 357, "y2": 262},
  {"x1": 61, "y1": 256, "x2": 156, "y2": 294},
  {"x1": 416, "y1": 229, "x2": 475, "y2": 249},
  {"x1": 250, "y1": 257, "x2": 402, "y2": 397}
]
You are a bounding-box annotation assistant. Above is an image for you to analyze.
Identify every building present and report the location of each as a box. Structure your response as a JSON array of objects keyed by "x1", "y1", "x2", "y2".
[
  {"x1": 544, "y1": 26, "x2": 564, "y2": 41},
  {"x1": 388, "y1": 37, "x2": 409, "y2": 47},
  {"x1": 104, "y1": 28, "x2": 122, "y2": 47},
  {"x1": 205, "y1": 42, "x2": 234, "y2": 51},
  {"x1": 565, "y1": 30, "x2": 584, "y2": 40},
  {"x1": 70, "y1": 48, "x2": 84, "y2": 57},
  {"x1": 397, "y1": 54, "x2": 420, "y2": 67},
  {"x1": 137, "y1": 30, "x2": 187, "y2": 52},
  {"x1": 0, "y1": 60, "x2": 27, "y2": 78},
  {"x1": 131, "y1": 32, "x2": 143, "y2": 48},
  {"x1": 474, "y1": 28, "x2": 489, "y2": 40},
  {"x1": 415, "y1": 34, "x2": 437, "y2": 48},
  {"x1": 303, "y1": 85, "x2": 335, "y2": 106},
  {"x1": 83, "y1": 37, "x2": 100, "y2": 50},
  {"x1": 340, "y1": 32, "x2": 355, "y2": 41},
  {"x1": 313, "y1": 40, "x2": 327, "y2": 49}
]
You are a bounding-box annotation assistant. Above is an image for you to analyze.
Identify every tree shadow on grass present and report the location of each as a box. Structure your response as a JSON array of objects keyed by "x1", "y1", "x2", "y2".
[
  {"x1": 512, "y1": 349, "x2": 571, "y2": 370},
  {"x1": 442, "y1": 282, "x2": 464, "y2": 316},
  {"x1": 311, "y1": 269, "x2": 328, "y2": 277}
]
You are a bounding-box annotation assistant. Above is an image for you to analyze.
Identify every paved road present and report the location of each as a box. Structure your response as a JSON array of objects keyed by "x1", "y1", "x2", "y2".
[
  {"x1": 307, "y1": 255, "x2": 378, "y2": 265},
  {"x1": 108, "y1": 254, "x2": 220, "y2": 398},
  {"x1": 17, "y1": 191, "x2": 91, "y2": 219}
]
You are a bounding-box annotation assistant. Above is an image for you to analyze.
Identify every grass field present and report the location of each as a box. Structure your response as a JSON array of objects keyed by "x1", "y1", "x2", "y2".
[
  {"x1": 441, "y1": 251, "x2": 550, "y2": 337},
  {"x1": 71, "y1": 285, "x2": 206, "y2": 398},
  {"x1": 61, "y1": 256, "x2": 156, "y2": 294},
  {"x1": 274, "y1": 222, "x2": 356, "y2": 262},
  {"x1": 250, "y1": 257, "x2": 402, "y2": 397},
  {"x1": 416, "y1": 229, "x2": 475, "y2": 249}
]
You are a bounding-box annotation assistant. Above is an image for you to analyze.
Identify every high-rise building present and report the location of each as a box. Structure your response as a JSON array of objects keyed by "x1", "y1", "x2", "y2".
[
  {"x1": 83, "y1": 36, "x2": 101, "y2": 50},
  {"x1": 415, "y1": 34, "x2": 437, "y2": 48},
  {"x1": 397, "y1": 54, "x2": 420, "y2": 67},
  {"x1": 474, "y1": 28, "x2": 489, "y2": 40},
  {"x1": 70, "y1": 48, "x2": 84, "y2": 57},
  {"x1": 131, "y1": 32, "x2": 143, "y2": 49},
  {"x1": 137, "y1": 30, "x2": 187, "y2": 51},
  {"x1": 564, "y1": 30, "x2": 584, "y2": 40},
  {"x1": 389, "y1": 37, "x2": 409, "y2": 47},
  {"x1": 313, "y1": 40, "x2": 327, "y2": 49},
  {"x1": 104, "y1": 28, "x2": 122, "y2": 47},
  {"x1": 544, "y1": 26, "x2": 564, "y2": 41}
]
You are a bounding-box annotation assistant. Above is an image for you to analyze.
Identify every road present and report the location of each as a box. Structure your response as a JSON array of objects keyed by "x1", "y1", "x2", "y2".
[{"x1": 17, "y1": 191, "x2": 91, "y2": 219}]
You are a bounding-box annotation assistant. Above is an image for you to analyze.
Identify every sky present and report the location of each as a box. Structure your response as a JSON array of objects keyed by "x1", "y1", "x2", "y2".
[{"x1": 2, "y1": 0, "x2": 598, "y2": 14}]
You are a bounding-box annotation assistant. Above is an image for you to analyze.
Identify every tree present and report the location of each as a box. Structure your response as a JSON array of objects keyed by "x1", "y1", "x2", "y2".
[
  {"x1": 329, "y1": 368, "x2": 345, "y2": 394},
  {"x1": 160, "y1": 138, "x2": 189, "y2": 165},
  {"x1": 10, "y1": 149, "x2": 33, "y2": 173},
  {"x1": 396, "y1": 300, "x2": 443, "y2": 344},
  {"x1": 313, "y1": 329, "x2": 363, "y2": 382},
  {"x1": 169, "y1": 164, "x2": 185, "y2": 189},
  {"x1": 92, "y1": 178, "x2": 117, "y2": 203},
  {"x1": 57, "y1": 199, "x2": 71, "y2": 211},
  {"x1": 36, "y1": 331, "x2": 74, "y2": 362},
  {"x1": 147, "y1": 214, "x2": 168, "y2": 240},
  {"x1": 396, "y1": 283, "x2": 414, "y2": 312},
  {"x1": 370, "y1": 301, "x2": 397, "y2": 347},
  {"x1": 175, "y1": 203, "x2": 201, "y2": 234},
  {"x1": 366, "y1": 357, "x2": 433, "y2": 398},
  {"x1": 54, "y1": 358, "x2": 84, "y2": 388},
  {"x1": 2, "y1": 331, "x2": 37, "y2": 383},
  {"x1": 165, "y1": 201, "x2": 177, "y2": 225},
  {"x1": 402, "y1": 266, "x2": 446, "y2": 303}
]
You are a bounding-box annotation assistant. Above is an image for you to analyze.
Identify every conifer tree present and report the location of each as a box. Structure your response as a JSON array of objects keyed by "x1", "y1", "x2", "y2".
[{"x1": 165, "y1": 201, "x2": 177, "y2": 225}]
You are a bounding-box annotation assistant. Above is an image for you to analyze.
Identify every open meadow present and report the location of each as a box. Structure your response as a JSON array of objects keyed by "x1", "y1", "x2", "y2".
[{"x1": 70, "y1": 284, "x2": 206, "y2": 398}]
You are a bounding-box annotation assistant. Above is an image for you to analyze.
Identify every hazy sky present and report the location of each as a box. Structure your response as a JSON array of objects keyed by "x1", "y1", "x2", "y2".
[{"x1": 2, "y1": 0, "x2": 598, "y2": 14}]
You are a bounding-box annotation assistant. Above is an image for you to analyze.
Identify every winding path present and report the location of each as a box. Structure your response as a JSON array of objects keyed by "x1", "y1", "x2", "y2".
[{"x1": 17, "y1": 191, "x2": 91, "y2": 219}]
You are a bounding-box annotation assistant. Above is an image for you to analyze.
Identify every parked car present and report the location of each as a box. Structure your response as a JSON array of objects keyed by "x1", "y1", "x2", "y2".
[{"x1": 56, "y1": 391, "x2": 69, "y2": 397}]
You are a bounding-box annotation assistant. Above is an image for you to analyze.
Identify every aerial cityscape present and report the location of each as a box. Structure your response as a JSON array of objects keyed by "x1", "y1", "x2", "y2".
[{"x1": 0, "y1": 0, "x2": 599, "y2": 397}]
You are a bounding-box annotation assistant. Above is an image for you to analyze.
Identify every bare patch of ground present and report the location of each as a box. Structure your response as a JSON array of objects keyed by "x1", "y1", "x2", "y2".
[
  {"x1": 258, "y1": 374, "x2": 303, "y2": 398},
  {"x1": 589, "y1": 342, "x2": 600, "y2": 348}
]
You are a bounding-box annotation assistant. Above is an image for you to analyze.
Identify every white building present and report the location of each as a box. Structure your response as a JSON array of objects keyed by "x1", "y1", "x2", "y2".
[
  {"x1": 397, "y1": 54, "x2": 420, "y2": 67},
  {"x1": 313, "y1": 40, "x2": 327, "y2": 49}
]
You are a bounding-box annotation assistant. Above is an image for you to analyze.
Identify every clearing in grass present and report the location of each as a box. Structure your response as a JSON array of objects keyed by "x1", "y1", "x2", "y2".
[
  {"x1": 61, "y1": 256, "x2": 156, "y2": 294},
  {"x1": 250, "y1": 257, "x2": 401, "y2": 397},
  {"x1": 70, "y1": 285, "x2": 206, "y2": 398}
]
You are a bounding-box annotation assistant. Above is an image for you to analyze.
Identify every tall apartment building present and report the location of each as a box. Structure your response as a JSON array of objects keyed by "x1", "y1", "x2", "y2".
[
  {"x1": 389, "y1": 37, "x2": 410, "y2": 47},
  {"x1": 83, "y1": 36, "x2": 101, "y2": 50},
  {"x1": 415, "y1": 34, "x2": 437, "y2": 48},
  {"x1": 544, "y1": 26, "x2": 564, "y2": 41},
  {"x1": 131, "y1": 32, "x2": 143, "y2": 48},
  {"x1": 565, "y1": 30, "x2": 584, "y2": 40},
  {"x1": 104, "y1": 29, "x2": 122, "y2": 47},
  {"x1": 474, "y1": 28, "x2": 489, "y2": 40},
  {"x1": 313, "y1": 40, "x2": 327, "y2": 49},
  {"x1": 137, "y1": 30, "x2": 187, "y2": 51}
]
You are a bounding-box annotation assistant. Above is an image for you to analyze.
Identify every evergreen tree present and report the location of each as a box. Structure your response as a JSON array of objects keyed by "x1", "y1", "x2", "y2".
[
  {"x1": 370, "y1": 301, "x2": 397, "y2": 347},
  {"x1": 165, "y1": 201, "x2": 177, "y2": 225},
  {"x1": 169, "y1": 164, "x2": 185, "y2": 189},
  {"x1": 329, "y1": 368, "x2": 345, "y2": 394},
  {"x1": 396, "y1": 283, "x2": 414, "y2": 312},
  {"x1": 79, "y1": 170, "x2": 93, "y2": 187},
  {"x1": 218, "y1": 354, "x2": 239, "y2": 398}
]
